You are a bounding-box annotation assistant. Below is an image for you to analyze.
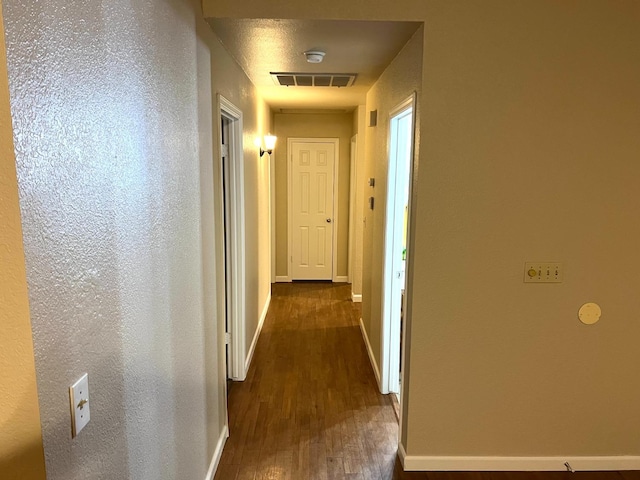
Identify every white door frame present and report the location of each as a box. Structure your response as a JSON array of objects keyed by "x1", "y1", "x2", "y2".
[
  {"x1": 270, "y1": 152, "x2": 277, "y2": 284},
  {"x1": 287, "y1": 138, "x2": 340, "y2": 282},
  {"x1": 217, "y1": 94, "x2": 247, "y2": 381},
  {"x1": 348, "y1": 134, "x2": 357, "y2": 284},
  {"x1": 380, "y1": 93, "x2": 416, "y2": 395}
]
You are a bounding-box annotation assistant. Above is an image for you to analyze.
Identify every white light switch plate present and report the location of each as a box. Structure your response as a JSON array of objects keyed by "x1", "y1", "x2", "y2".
[
  {"x1": 524, "y1": 262, "x2": 563, "y2": 283},
  {"x1": 70, "y1": 373, "x2": 90, "y2": 437}
]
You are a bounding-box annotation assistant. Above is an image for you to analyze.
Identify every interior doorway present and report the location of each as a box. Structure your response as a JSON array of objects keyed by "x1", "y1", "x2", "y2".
[
  {"x1": 218, "y1": 95, "x2": 247, "y2": 382},
  {"x1": 288, "y1": 138, "x2": 339, "y2": 281},
  {"x1": 381, "y1": 94, "x2": 416, "y2": 396}
]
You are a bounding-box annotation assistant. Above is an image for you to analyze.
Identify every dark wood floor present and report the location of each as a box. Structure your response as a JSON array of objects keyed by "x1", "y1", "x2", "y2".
[{"x1": 214, "y1": 282, "x2": 639, "y2": 480}]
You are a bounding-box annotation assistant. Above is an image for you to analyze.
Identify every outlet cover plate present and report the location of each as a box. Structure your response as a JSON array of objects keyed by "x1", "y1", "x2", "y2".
[{"x1": 524, "y1": 262, "x2": 563, "y2": 283}]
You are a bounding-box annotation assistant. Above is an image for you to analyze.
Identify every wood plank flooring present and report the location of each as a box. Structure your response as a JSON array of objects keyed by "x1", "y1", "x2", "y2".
[{"x1": 214, "y1": 282, "x2": 639, "y2": 480}]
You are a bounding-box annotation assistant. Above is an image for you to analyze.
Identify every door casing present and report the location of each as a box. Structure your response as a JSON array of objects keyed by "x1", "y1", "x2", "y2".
[
  {"x1": 348, "y1": 134, "x2": 357, "y2": 284},
  {"x1": 217, "y1": 94, "x2": 247, "y2": 382},
  {"x1": 287, "y1": 137, "x2": 340, "y2": 282},
  {"x1": 381, "y1": 93, "x2": 417, "y2": 400}
]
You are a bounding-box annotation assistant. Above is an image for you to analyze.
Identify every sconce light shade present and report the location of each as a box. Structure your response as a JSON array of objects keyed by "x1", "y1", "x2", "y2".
[
  {"x1": 264, "y1": 135, "x2": 277, "y2": 150},
  {"x1": 260, "y1": 134, "x2": 277, "y2": 157}
]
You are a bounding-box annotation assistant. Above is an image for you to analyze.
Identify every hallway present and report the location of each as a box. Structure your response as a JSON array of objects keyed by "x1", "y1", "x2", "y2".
[{"x1": 215, "y1": 282, "x2": 400, "y2": 479}]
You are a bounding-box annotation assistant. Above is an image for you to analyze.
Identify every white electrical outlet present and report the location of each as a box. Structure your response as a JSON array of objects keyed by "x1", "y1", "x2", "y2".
[
  {"x1": 524, "y1": 262, "x2": 563, "y2": 283},
  {"x1": 70, "y1": 373, "x2": 90, "y2": 438}
]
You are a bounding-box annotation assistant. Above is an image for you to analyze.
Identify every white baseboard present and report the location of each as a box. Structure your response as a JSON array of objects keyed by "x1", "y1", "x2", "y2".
[
  {"x1": 334, "y1": 275, "x2": 349, "y2": 283},
  {"x1": 351, "y1": 293, "x2": 362, "y2": 303},
  {"x1": 244, "y1": 291, "x2": 271, "y2": 376},
  {"x1": 275, "y1": 276, "x2": 291, "y2": 283},
  {"x1": 401, "y1": 455, "x2": 640, "y2": 472},
  {"x1": 205, "y1": 425, "x2": 229, "y2": 480},
  {"x1": 398, "y1": 442, "x2": 408, "y2": 468},
  {"x1": 359, "y1": 317, "x2": 381, "y2": 389}
]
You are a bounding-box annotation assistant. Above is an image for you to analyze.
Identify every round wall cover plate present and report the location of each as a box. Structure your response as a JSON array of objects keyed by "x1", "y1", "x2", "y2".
[{"x1": 578, "y1": 303, "x2": 601, "y2": 325}]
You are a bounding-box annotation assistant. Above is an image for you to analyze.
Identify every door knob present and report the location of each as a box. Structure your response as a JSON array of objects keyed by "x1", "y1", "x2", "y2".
[{"x1": 326, "y1": 218, "x2": 332, "y2": 223}]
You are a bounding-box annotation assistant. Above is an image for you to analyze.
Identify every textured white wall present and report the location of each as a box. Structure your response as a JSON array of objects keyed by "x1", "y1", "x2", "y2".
[{"x1": 2, "y1": 0, "x2": 270, "y2": 478}]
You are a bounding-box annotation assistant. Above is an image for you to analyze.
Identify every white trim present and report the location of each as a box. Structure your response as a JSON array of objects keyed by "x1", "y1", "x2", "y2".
[
  {"x1": 398, "y1": 442, "x2": 408, "y2": 468},
  {"x1": 381, "y1": 93, "x2": 417, "y2": 396},
  {"x1": 244, "y1": 291, "x2": 271, "y2": 376},
  {"x1": 204, "y1": 425, "x2": 229, "y2": 480},
  {"x1": 359, "y1": 317, "x2": 381, "y2": 389},
  {"x1": 218, "y1": 94, "x2": 247, "y2": 382},
  {"x1": 331, "y1": 138, "x2": 340, "y2": 283},
  {"x1": 270, "y1": 152, "x2": 276, "y2": 284},
  {"x1": 287, "y1": 138, "x2": 340, "y2": 281},
  {"x1": 400, "y1": 455, "x2": 640, "y2": 472},
  {"x1": 351, "y1": 293, "x2": 362, "y2": 303},
  {"x1": 275, "y1": 275, "x2": 292, "y2": 283},
  {"x1": 397, "y1": 300, "x2": 408, "y2": 448},
  {"x1": 334, "y1": 275, "x2": 348, "y2": 283},
  {"x1": 348, "y1": 135, "x2": 357, "y2": 284}
]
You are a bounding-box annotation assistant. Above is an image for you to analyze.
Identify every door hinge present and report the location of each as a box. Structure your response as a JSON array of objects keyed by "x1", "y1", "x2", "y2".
[
  {"x1": 221, "y1": 144, "x2": 229, "y2": 157},
  {"x1": 224, "y1": 332, "x2": 231, "y2": 345}
]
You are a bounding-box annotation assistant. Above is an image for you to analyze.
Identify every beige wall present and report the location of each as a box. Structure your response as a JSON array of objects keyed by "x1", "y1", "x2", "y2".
[
  {"x1": 274, "y1": 113, "x2": 353, "y2": 279},
  {"x1": 0, "y1": 6, "x2": 46, "y2": 478},
  {"x1": 198, "y1": 18, "x2": 272, "y2": 458},
  {"x1": 202, "y1": 21, "x2": 273, "y2": 374},
  {"x1": 361, "y1": 27, "x2": 423, "y2": 378},
  {"x1": 205, "y1": 0, "x2": 640, "y2": 462},
  {"x1": 406, "y1": 0, "x2": 640, "y2": 456},
  {"x1": 3, "y1": 0, "x2": 270, "y2": 478}
]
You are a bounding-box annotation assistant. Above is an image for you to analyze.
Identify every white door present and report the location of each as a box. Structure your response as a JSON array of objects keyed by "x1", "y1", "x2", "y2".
[{"x1": 290, "y1": 140, "x2": 336, "y2": 280}]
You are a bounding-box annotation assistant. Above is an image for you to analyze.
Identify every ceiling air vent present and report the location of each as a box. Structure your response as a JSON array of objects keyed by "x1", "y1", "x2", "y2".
[{"x1": 270, "y1": 72, "x2": 357, "y2": 88}]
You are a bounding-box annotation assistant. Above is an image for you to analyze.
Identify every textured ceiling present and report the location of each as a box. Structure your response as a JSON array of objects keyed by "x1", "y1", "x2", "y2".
[{"x1": 208, "y1": 18, "x2": 421, "y2": 110}]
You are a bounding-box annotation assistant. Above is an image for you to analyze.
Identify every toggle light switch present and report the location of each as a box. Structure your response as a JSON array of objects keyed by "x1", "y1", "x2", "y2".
[{"x1": 70, "y1": 373, "x2": 91, "y2": 438}]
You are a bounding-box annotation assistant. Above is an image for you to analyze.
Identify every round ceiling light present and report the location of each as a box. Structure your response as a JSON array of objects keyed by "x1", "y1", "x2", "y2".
[{"x1": 304, "y1": 50, "x2": 326, "y2": 63}]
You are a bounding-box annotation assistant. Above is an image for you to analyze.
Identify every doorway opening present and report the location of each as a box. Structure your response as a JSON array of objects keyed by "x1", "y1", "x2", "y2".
[
  {"x1": 381, "y1": 94, "x2": 416, "y2": 398},
  {"x1": 287, "y1": 137, "x2": 340, "y2": 281},
  {"x1": 218, "y1": 95, "x2": 247, "y2": 382}
]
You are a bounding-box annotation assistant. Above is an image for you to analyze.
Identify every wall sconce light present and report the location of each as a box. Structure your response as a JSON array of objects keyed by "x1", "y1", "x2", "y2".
[{"x1": 259, "y1": 134, "x2": 277, "y2": 157}]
